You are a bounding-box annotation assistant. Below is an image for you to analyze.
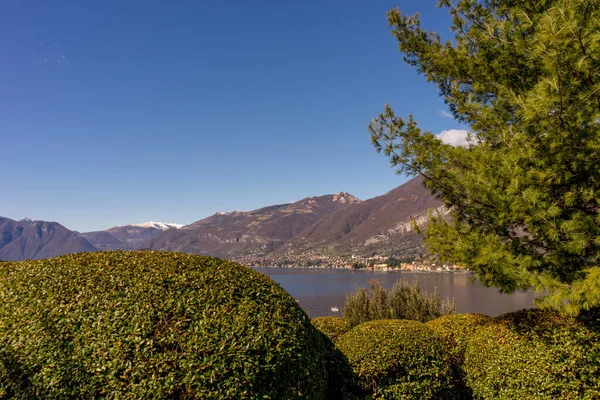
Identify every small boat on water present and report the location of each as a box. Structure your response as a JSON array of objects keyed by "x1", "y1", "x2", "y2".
[{"x1": 331, "y1": 307, "x2": 339, "y2": 312}]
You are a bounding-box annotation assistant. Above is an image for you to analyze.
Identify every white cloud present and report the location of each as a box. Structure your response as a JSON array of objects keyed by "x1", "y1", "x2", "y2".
[
  {"x1": 39, "y1": 42, "x2": 70, "y2": 69},
  {"x1": 438, "y1": 110, "x2": 453, "y2": 119},
  {"x1": 57, "y1": 54, "x2": 70, "y2": 69},
  {"x1": 437, "y1": 129, "x2": 472, "y2": 147}
]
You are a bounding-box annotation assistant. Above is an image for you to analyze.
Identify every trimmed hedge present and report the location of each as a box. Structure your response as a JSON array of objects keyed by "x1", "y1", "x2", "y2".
[
  {"x1": 311, "y1": 317, "x2": 361, "y2": 399},
  {"x1": 311, "y1": 317, "x2": 352, "y2": 342},
  {"x1": 426, "y1": 313, "x2": 492, "y2": 399},
  {"x1": 426, "y1": 313, "x2": 491, "y2": 365},
  {"x1": 0, "y1": 251, "x2": 330, "y2": 399},
  {"x1": 336, "y1": 319, "x2": 453, "y2": 399},
  {"x1": 464, "y1": 308, "x2": 600, "y2": 399}
]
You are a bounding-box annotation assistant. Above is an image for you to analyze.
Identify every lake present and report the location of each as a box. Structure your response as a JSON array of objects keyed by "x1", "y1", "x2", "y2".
[{"x1": 253, "y1": 267, "x2": 537, "y2": 318}]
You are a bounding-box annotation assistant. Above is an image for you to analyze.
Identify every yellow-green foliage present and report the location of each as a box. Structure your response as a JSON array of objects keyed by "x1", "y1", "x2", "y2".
[
  {"x1": 371, "y1": 0, "x2": 600, "y2": 312},
  {"x1": 0, "y1": 251, "x2": 329, "y2": 399},
  {"x1": 426, "y1": 313, "x2": 491, "y2": 365},
  {"x1": 336, "y1": 319, "x2": 453, "y2": 399},
  {"x1": 311, "y1": 317, "x2": 352, "y2": 342},
  {"x1": 464, "y1": 309, "x2": 600, "y2": 400},
  {"x1": 343, "y1": 279, "x2": 455, "y2": 327}
]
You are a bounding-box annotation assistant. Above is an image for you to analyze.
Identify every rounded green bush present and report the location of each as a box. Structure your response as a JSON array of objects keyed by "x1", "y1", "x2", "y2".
[
  {"x1": 336, "y1": 319, "x2": 453, "y2": 399},
  {"x1": 0, "y1": 251, "x2": 329, "y2": 399},
  {"x1": 311, "y1": 317, "x2": 361, "y2": 399},
  {"x1": 464, "y1": 308, "x2": 600, "y2": 400},
  {"x1": 311, "y1": 317, "x2": 352, "y2": 342},
  {"x1": 426, "y1": 313, "x2": 492, "y2": 399},
  {"x1": 426, "y1": 313, "x2": 491, "y2": 365}
]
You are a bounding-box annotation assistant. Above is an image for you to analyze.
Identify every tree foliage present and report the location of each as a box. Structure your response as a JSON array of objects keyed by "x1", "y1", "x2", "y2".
[
  {"x1": 343, "y1": 279, "x2": 455, "y2": 326},
  {"x1": 370, "y1": 0, "x2": 600, "y2": 312}
]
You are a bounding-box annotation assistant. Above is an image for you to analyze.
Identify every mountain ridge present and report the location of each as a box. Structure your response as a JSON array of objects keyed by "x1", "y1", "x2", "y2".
[
  {"x1": 2, "y1": 177, "x2": 442, "y2": 261},
  {"x1": 145, "y1": 192, "x2": 363, "y2": 258},
  {"x1": 0, "y1": 217, "x2": 97, "y2": 261},
  {"x1": 278, "y1": 176, "x2": 443, "y2": 257},
  {"x1": 82, "y1": 221, "x2": 185, "y2": 250}
]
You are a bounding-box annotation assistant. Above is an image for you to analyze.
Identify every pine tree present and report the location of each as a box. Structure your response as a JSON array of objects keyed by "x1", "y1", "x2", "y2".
[{"x1": 370, "y1": 0, "x2": 600, "y2": 313}]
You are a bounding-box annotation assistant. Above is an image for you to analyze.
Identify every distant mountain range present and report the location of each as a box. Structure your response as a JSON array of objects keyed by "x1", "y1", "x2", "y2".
[
  {"x1": 145, "y1": 192, "x2": 362, "y2": 258},
  {"x1": 0, "y1": 177, "x2": 443, "y2": 261},
  {"x1": 81, "y1": 221, "x2": 184, "y2": 250}
]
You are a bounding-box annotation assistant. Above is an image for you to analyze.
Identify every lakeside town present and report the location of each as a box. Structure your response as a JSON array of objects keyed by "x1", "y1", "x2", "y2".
[{"x1": 233, "y1": 252, "x2": 467, "y2": 272}]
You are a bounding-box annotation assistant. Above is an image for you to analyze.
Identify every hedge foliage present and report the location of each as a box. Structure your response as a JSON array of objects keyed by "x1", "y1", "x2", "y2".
[
  {"x1": 464, "y1": 309, "x2": 600, "y2": 400},
  {"x1": 0, "y1": 251, "x2": 330, "y2": 399},
  {"x1": 311, "y1": 317, "x2": 352, "y2": 343},
  {"x1": 336, "y1": 319, "x2": 453, "y2": 399},
  {"x1": 426, "y1": 313, "x2": 492, "y2": 399},
  {"x1": 426, "y1": 313, "x2": 491, "y2": 366}
]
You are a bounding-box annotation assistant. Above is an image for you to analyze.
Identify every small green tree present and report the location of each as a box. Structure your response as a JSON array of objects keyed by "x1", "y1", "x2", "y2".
[
  {"x1": 389, "y1": 279, "x2": 456, "y2": 321},
  {"x1": 370, "y1": 0, "x2": 600, "y2": 313},
  {"x1": 343, "y1": 279, "x2": 455, "y2": 326},
  {"x1": 369, "y1": 280, "x2": 390, "y2": 320}
]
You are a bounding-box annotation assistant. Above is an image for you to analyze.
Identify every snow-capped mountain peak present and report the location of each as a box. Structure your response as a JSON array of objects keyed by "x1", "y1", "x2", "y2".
[
  {"x1": 116, "y1": 221, "x2": 184, "y2": 230},
  {"x1": 136, "y1": 221, "x2": 184, "y2": 230}
]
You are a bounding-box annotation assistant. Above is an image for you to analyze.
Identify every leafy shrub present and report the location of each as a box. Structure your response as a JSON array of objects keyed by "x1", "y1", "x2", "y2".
[
  {"x1": 343, "y1": 279, "x2": 455, "y2": 327},
  {"x1": 0, "y1": 251, "x2": 330, "y2": 399},
  {"x1": 389, "y1": 279, "x2": 456, "y2": 321},
  {"x1": 311, "y1": 317, "x2": 352, "y2": 342},
  {"x1": 426, "y1": 313, "x2": 491, "y2": 365},
  {"x1": 426, "y1": 313, "x2": 492, "y2": 399},
  {"x1": 343, "y1": 286, "x2": 372, "y2": 326},
  {"x1": 336, "y1": 319, "x2": 453, "y2": 399},
  {"x1": 464, "y1": 308, "x2": 600, "y2": 400},
  {"x1": 319, "y1": 339, "x2": 363, "y2": 400},
  {"x1": 310, "y1": 317, "x2": 360, "y2": 399},
  {"x1": 578, "y1": 306, "x2": 600, "y2": 334}
]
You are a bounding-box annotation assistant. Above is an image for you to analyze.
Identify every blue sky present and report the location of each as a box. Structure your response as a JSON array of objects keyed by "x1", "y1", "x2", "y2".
[{"x1": 1, "y1": 0, "x2": 463, "y2": 232}]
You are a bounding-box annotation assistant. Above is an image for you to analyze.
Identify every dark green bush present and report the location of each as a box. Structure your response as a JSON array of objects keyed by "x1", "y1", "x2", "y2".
[
  {"x1": 464, "y1": 308, "x2": 600, "y2": 400},
  {"x1": 343, "y1": 279, "x2": 455, "y2": 327},
  {"x1": 336, "y1": 319, "x2": 453, "y2": 399},
  {"x1": 311, "y1": 317, "x2": 352, "y2": 342},
  {"x1": 0, "y1": 251, "x2": 329, "y2": 399},
  {"x1": 311, "y1": 318, "x2": 361, "y2": 399}
]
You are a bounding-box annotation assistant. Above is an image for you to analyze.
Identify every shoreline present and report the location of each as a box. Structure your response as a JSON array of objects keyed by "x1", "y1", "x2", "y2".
[{"x1": 249, "y1": 265, "x2": 472, "y2": 274}]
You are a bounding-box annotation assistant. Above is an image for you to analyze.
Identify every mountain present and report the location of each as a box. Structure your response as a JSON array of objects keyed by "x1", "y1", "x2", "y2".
[
  {"x1": 3, "y1": 177, "x2": 442, "y2": 261},
  {"x1": 279, "y1": 176, "x2": 444, "y2": 257},
  {"x1": 144, "y1": 192, "x2": 362, "y2": 258},
  {"x1": 82, "y1": 221, "x2": 184, "y2": 250},
  {"x1": 0, "y1": 217, "x2": 97, "y2": 261},
  {"x1": 80, "y1": 230, "x2": 129, "y2": 251},
  {"x1": 125, "y1": 221, "x2": 185, "y2": 230}
]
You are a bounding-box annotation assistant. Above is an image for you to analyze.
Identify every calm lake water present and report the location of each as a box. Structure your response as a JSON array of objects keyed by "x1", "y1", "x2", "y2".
[{"x1": 253, "y1": 267, "x2": 537, "y2": 318}]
